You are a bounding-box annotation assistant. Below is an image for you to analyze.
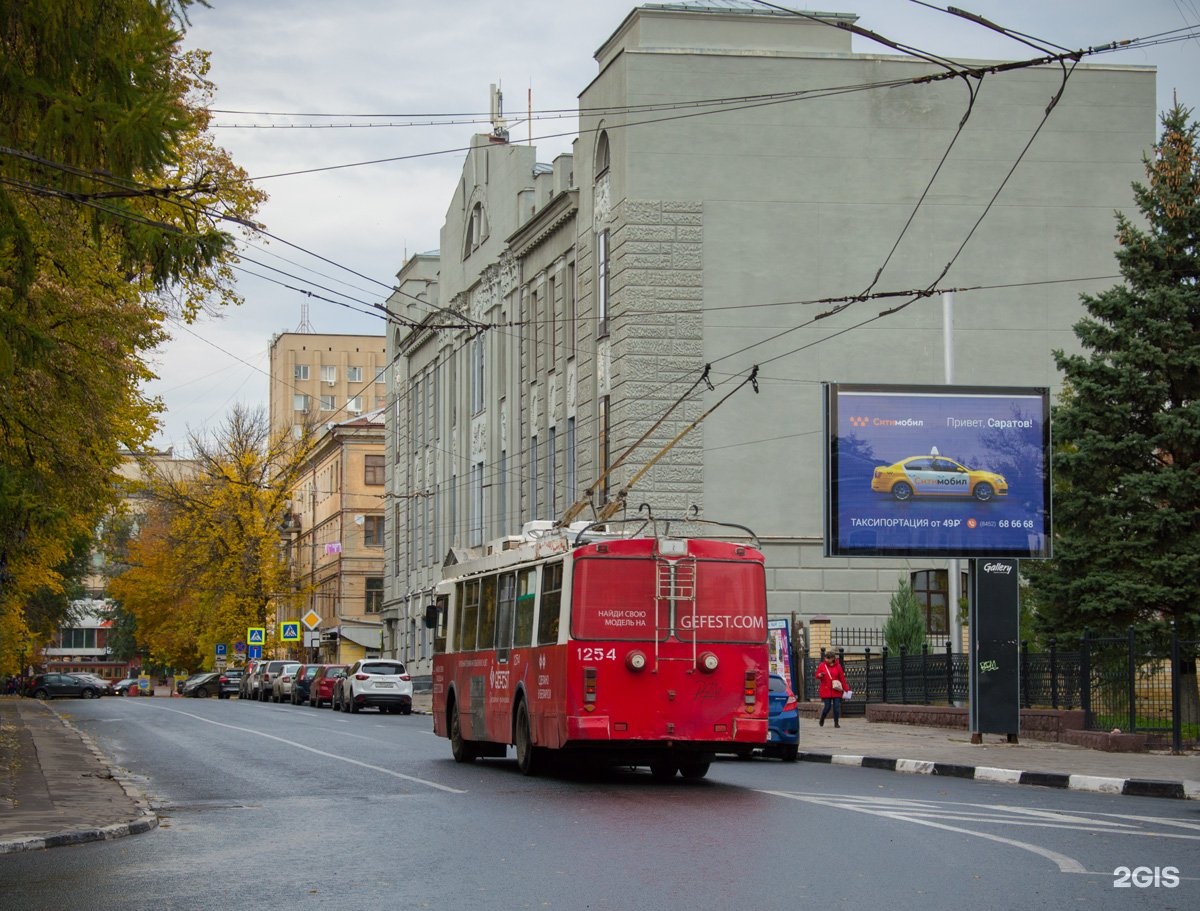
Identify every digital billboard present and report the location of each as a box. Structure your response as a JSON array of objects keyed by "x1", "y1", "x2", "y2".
[{"x1": 824, "y1": 384, "x2": 1051, "y2": 559}]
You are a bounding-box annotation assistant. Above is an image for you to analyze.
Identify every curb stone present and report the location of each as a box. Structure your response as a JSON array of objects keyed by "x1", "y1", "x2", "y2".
[
  {"x1": 0, "y1": 705, "x2": 159, "y2": 855},
  {"x1": 797, "y1": 750, "x2": 1196, "y2": 800}
]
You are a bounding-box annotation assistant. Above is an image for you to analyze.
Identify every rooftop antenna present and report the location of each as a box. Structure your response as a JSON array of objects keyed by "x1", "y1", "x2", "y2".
[
  {"x1": 489, "y1": 83, "x2": 509, "y2": 142},
  {"x1": 295, "y1": 302, "x2": 315, "y2": 333}
]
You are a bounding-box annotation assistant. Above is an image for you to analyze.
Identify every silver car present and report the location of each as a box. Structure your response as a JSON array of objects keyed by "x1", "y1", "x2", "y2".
[{"x1": 270, "y1": 662, "x2": 302, "y2": 703}]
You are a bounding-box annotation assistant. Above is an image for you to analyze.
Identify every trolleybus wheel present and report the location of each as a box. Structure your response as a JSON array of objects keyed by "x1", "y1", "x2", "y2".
[
  {"x1": 650, "y1": 762, "x2": 677, "y2": 781},
  {"x1": 449, "y1": 702, "x2": 477, "y2": 763},
  {"x1": 678, "y1": 760, "x2": 711, "y2": 780},
  {"x1": 514, "y1": 702, "x2": 544, "y2": 776}
]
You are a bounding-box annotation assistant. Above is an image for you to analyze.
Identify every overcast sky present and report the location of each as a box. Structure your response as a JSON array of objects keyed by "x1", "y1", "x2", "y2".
[{"x1": 148, "y1": 0, "x2": 1199, "y2": 454}]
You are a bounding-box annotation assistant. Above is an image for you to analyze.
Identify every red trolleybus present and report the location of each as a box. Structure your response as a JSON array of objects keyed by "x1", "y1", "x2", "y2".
[{"x1": 430, "y1": 516, "x2": 770, "y2": 779}]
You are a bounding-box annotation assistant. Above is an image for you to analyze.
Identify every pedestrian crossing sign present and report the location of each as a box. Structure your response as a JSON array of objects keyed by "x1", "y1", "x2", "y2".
[
  {"x1": 280, "y1": 621, "x2": 301, "y2": 642},
  {"x1": 247, "y1": 627, "x2": 265, "y2": 645}
]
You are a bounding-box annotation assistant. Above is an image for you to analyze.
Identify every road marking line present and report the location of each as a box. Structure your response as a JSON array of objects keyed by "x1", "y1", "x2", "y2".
[
  {"x1": 760, "y1": 790, "x2": 1086, "y2": 874},
  {"x1": 128, "y1": 703, "x2": 466, "y2": 794}
]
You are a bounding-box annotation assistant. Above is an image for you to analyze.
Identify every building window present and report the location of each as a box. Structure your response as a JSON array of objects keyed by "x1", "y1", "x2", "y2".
[
  {"x1": 529, "y1": 435, "x2": 538, "y2": 520},
  {"x1": 400, "y1": 499, "x2": 410, "y2": 576},
  {"x1": 364, "y1": 515, "x2": 384, "y2": 547},
  {"x1": 293, "y1": 394, "x2": 310, "y2": 413},
  {"x1": 529, "y1": 287, "x2": 539, "y2": 377},
  {"x1": 597, "y1": 229, "x2": 610, "y2": 337},
  {"x1": 566, "y1": 417, "x2": 576, "y2": 504},
  {"x1": 347, "y1": 396, "x2": 362, "y2": 414},
  {"x1": 320, "y1": 395, "x2": 335, "y2": 411},
  {"x1": 471, "y1": 332, "x2": 485, "y2": 414},
  {"x1": 910, "y1": 570, "x2": 964, "y2": 636},
  {"x1": 294, "y1": 364, "x2": 309, "y2": 381},
  {"x1": 470, "y1": 461, "x2": 484, "y2": 547},
  {"x1": 347, "y1": 366, "x2": 363, "y2": 383},
  {"x1": 598, "y1": 396, "x2": 610, "y2": 503},
  {"x1": 548, "y1": 274, "x2": 557, "y2": 369},
  {"x1": 548, "y1": 425, "x2": 558, "y2": 517},
  {"x1": 364, "y1": 455, "x2": 385, "y2": 485},
  {"x1": 59, "y1": 628, "x2": 97, "y2": 649},
  {"x1": 566, "y1": 262, "x2": 576, "y2": 354},
  {"x1": 498, "y1": 449, "x2": 507, "y2": 537},
  {"x1": 595, "y1": 130, "x2": 611, "y2": 178},
  {"x1": 464, "y1": 201, "x2": 488, "y2": 257},
  {"x1": 321, "y1": 365, "x2": 337, "y2": 384},
  {"x1": 365, "y1": 577, "x2": 384, "y2": 613},
  {"x1": 427, "y1": 488, "x2": 436, "y2": 566}
]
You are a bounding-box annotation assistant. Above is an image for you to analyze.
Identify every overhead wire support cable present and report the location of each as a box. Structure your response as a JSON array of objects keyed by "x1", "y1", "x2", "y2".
[
  {"x1": 596, "y1": 367, "x2": 760, "y2": 522},
  {"x1": 558, "y1": 365, "x2": 714, "y2": 527}
]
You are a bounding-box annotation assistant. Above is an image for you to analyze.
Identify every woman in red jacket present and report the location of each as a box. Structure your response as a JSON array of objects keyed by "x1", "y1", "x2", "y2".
[{"x1": 814, "y1": 650, "x2": 849, "y2": 728}]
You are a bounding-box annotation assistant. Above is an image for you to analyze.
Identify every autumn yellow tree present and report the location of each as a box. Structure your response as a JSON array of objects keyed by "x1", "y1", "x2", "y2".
[
  {"x1": 110, "y1": 408, "x2": 313, "y2": 669},
  {"x1": 0, "y1": 2, "x2": 266, "y2": 673}
]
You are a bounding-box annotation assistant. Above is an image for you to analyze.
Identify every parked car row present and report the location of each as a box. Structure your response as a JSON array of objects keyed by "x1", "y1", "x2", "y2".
[{"x1": 225, "y1": 658, "x2": 413, "y2": 715}]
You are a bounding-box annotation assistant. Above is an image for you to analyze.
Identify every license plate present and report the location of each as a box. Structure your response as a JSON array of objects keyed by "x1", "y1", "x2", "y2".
[{"x1": 375, "y1": 682, "x2": 395, "y2": 688}]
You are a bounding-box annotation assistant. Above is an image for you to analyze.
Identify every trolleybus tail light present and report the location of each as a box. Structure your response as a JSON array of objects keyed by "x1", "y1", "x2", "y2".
[
  {"x1": 584, "y1": 667, "x2": 598, "y2": 704},
  {"x1": 625, "y1": 650, "x2": 648, "y2": 672},
  {"x1": 698, "y1": 651, "x2": 719, "y2": 673},
  {"x1": 743, "y1": 671, "x2": 757, "y2": 706}
]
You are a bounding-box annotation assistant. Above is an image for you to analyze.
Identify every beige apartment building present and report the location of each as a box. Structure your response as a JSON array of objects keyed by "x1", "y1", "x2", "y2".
[
  {"x1": 267, "y1": 331, "x2": 389, "y2": 441},
  {"x1": 284, "y1": 411, "x2": 387, "y2": 665}
]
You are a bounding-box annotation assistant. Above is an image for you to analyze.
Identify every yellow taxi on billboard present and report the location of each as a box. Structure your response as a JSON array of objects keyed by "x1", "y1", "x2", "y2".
[{"x1": 871, "y1": 448, "x2": 1007, "y2": 502}]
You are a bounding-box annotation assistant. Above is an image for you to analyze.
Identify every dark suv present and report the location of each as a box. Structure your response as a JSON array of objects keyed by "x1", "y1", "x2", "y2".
[{"x1": 218, "y1": 668, "x2": 243, "y2": 699}]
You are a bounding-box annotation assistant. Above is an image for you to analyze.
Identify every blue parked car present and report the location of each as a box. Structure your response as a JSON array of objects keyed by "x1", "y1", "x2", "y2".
[{"x1": 766, "y1": 673, "x2": 799, "y2": 761}]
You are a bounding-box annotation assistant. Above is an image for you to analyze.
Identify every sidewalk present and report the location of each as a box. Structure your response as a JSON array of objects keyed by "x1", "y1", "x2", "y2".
[
  {"x1": 0, "y1": 697, "x2": 156, "y2": 854},
  {"x1": 1, "y1": 693, "x2": 1196, "y2": 855},
  {"x1": 798, "y1": 715, "x2": 1199, "y2": 800}
]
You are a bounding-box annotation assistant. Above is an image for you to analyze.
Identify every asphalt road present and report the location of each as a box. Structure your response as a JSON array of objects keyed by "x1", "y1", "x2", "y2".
[{"x1": 1, "y1": 697, "x2": 1196, "y2": 910}]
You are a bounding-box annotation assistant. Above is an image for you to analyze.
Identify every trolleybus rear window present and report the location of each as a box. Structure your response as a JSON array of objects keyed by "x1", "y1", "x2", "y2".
[{"x1": 571, "y1": 557, "x2": 766, "y2": 643}]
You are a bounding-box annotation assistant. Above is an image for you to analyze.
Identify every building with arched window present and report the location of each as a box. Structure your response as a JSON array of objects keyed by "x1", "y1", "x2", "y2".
[{"x1": 381, "y1": 2, "x2": 1156, "y2": 677}]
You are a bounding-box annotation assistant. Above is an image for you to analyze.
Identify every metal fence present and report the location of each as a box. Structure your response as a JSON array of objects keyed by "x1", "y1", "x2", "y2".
[{"x1": 802, "y1": 624, "x2": 1198, "y2": 751}]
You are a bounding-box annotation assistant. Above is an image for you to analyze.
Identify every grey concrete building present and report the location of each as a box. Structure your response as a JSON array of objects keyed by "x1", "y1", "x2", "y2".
[{"x1": 381, "y1": 2, "x2": 1156, "y2": 675}]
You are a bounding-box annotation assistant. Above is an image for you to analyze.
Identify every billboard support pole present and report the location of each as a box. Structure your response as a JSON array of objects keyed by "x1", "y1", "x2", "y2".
[{"x1": 944, "y1": 292, "x2": 963, "y2": 661}]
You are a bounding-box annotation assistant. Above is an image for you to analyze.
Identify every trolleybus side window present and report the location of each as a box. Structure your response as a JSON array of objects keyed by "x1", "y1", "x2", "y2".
[
  {"x1": 537, "y1": 560, "x2": 563, "y2": 645},
  {"x1": 496, "y1": 571, "x2": 515, "y2": 661},
  {"x1": 433, "y1": 594, "x2": 449, "y2": 653},
  {"x1": 514, "y1": 567, "x2": 536, "y2": 647},
  {"x1": 457, "y1": 578, "x2": 479, "y2": 651},
  {"x1": 478, "y1": 575, "x2": 498, "y2": 652}
]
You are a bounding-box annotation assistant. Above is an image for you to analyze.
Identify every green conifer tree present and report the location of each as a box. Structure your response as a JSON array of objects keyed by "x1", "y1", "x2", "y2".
[
  {"x1": 1025, "y1": 105, "x2": 1200, "y2": 642},
  {"x1": 883, "y1": 578, "x2": 926, "y2": 655}
]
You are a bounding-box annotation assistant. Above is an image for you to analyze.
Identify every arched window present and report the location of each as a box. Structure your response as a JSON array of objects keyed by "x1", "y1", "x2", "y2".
[
  {"x1": 463, "y1": 201, "x2": 488, "y2": 258},
  {"x1": 594, "y1": 130, "x2": 610, "y2": 180}
]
